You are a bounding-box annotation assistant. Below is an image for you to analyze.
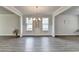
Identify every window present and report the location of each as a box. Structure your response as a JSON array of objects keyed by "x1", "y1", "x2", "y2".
[
  {"x1": 42, "y1": 18, "x2": 49, "y2": 31},
  {"x1": 26, "y1": 17, "x2": 32, "y2": 31}
]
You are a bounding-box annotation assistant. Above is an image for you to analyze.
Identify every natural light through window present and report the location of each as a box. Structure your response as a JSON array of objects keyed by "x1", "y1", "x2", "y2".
[
  {"x1": 26, "y1": 17, "x2": 49, "y2": 31},
  {"x1": 26, "y1": 17, "x2": 32, "y2": 31},
  {"x1": 42, "y1": 18, "x2": 49, "y2": 31}
]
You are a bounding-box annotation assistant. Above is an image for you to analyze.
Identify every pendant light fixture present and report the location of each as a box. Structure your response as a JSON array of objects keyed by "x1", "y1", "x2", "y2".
[{"x1": 32, "y1": 6, "x2": 41, "y2": 21}]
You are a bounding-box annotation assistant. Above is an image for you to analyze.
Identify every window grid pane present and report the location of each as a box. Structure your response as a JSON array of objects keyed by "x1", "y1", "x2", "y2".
[
  {"x1": 43, "y1": 25, "x2": 48, "y2": 28},
  {"x1": 26, "y1": 17, "x2": 33, "y2": 31},
  {"x1": 42, "y1": 17, "x2": 49, "y2": 31},
  {"x1": 42, "y1": 24, "x2": 48, "y2": 31},
  {"x1": 42, "y1": 18, "x2": 48, "y2": 24},
  {"x1": 26, "y1": 18, "x2": 32, "y2": 24},
  {"x1": 26, "y1": 24, "x2": 32, "y2": 31}
]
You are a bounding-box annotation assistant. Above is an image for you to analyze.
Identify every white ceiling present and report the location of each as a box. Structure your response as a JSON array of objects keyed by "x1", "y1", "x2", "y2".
[
  {"x1": 61, "y1": 6, "x2": 79, "y2": 15},
  {"x1": 14, "y1": 6, "x2": 60, "y2": 15}
]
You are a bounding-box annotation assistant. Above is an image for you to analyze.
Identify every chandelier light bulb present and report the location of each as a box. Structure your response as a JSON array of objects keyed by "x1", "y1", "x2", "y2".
[
  {"x1": 38, "y1": 18, "x2": 41, "y2": 21},
  {"x1": 33, "y1": 18, "x2": 36, "y2": 21},
  {"x1": 32, "y1": 17, "x2": 41, "y2": 21}
]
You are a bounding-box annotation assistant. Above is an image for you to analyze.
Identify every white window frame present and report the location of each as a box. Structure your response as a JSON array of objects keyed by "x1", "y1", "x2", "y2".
[
  {"x1": 26, "y1": 17, "x2": 33, "y2": 31},
  {"x1": 42, "y1": 17, "x2": 49, "y2": 31}
]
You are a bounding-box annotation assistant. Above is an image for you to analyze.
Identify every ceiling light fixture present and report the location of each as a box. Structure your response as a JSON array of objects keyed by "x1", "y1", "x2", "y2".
[{"x1": 32, "y1": 6, "x2": 41, "y2": 21}]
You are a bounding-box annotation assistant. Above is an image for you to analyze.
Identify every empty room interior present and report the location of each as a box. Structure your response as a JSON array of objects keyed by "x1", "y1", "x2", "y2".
[{"x1": 0, "y1": 6, "x2": 79, "y2": 52}]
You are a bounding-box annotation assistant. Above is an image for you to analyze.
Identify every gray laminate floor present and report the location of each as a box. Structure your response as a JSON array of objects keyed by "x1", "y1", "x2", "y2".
[{"x1": 0, "y1": 36, "x2": 79, "y2": 52}]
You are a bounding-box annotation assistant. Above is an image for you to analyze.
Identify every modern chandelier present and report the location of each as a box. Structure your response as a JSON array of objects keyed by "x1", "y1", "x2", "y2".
[{"x1": 32, "y1": 6, "x2": 41, "y2": 21}]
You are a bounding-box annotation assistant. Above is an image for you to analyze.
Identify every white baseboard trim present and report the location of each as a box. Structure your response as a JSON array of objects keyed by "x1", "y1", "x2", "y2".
[
  {"x1": 0, "y1": 34, "x2": 20, "y2": 36},
  {"x1": 55, "y1": 34, "x2": 79, "y2": 36},
  {"x1": 52, "y1": 34, "x2": 55, "y2": 37},
  {"x1": 23, "y1": 34, "x2": 52, "y2": 36}
]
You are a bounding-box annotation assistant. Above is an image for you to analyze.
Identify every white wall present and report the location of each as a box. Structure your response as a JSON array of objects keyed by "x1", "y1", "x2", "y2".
[
  {"x1": 55, "y1": 14, "x2": 79, "y2": 35},
  {"x1": 0, "y1": 14, "x2": 20, "y2": 36},
  {"x1": 22, "y1": 15, "x2": 52, "y2": 35}
]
